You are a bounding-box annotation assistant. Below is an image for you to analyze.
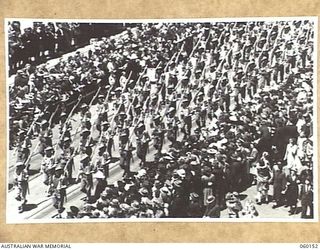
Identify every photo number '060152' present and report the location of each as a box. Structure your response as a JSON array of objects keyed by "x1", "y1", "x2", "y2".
[{"x1": 300, "y1": 244, "x2": 319, "y2": 248}]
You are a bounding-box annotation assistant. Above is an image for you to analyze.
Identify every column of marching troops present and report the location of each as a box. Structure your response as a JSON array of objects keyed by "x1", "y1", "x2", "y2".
[{"x1": 11, "y1": 20, "x2": 314, "y2": 218}]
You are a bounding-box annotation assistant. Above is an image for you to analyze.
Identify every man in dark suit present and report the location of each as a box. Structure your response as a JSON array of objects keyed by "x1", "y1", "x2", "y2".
[
  {"x1": 119, "y1": 144, "x2": 133, "y2": 177},
  {"x1": 272, "y1": 164, "x2": 287, "y2": 208},
  {"x1": 300, "y1": 179, "x2": 313, "y2": 219},
  {"x1": 203, "y1": 195, "x2": 221, "y2": 218}
]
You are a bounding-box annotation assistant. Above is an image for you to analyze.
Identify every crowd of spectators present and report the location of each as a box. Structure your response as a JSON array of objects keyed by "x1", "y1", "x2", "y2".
[{"x1": 7, "y1": 21, "x2": 124, "y2": 75}]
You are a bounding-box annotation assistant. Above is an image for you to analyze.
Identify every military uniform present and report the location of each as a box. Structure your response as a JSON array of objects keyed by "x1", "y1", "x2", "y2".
[
  {"x1": 95, "y1": 150, "x2": 111, "y2": 179},
  {"x1": 13, "y1": 162, "x2": 29, "y2": 213},
  {"x1": 166, "y1": 115, "x2": 179, "y2": 145},
  {"x1": 40, "y1": 147, "x2": 55, "y2": 186},
  {"x1": 96, "y1": 111, "x2": 108, "y2": 134},
  {"x1": 79, "y1": 155, "x2": 94, "y2": 201},
  {"x1": 101, "y1": 129, "x2": 114, "y2": 158},
  {"x1": 39, "y1": 123, "x2": 53, "y2": 156},
  {"x1": 59, "y1": 114, "x2": 72, "y2": 140},
  {"x1": 50, "y1": 167, "x2": 68, "y2": 211},
  {"x1": 80, "y1": 103, "x2": 92, "y2": 121},
  {"x1": 119, "y1": 126, "x2": 129, "y2": 150},
  {"x1": 60, "y1": 138, "x2": 75, "y2": 183},
  {"x1": 16, "y1": 137, "x2": 32, "y2": 164},
  {"x1": 79, "y1": 129, "x2": 93, "y2": 155}
]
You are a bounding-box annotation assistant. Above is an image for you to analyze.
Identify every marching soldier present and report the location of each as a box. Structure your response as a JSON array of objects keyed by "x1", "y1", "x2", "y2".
[
  {"x1": 59, "y1": 137, "x2": 75, "y2": 184},
  {"x1": 101, "y1": 124, "x2": 114, "y2": 159},
  {"x1": 78, "y1": 154, "x2": 94, "y2": 202},
  {"x1": 13, "y1": 162, "x2": 29, "y2": 213},
  {"x1": 58, "y1": 112, "x2": 72, "y2": 140},
  {"x1": 181, "y1": 76, "x2": 190, "y2": 89},
  {"x1": 58, "y1": 112, "x2": 67, "y2": 133},
  {"x1": 101, "y1": 151, "x2": 112, "y2": 179},
  {"x1": 16, "y1": 130, "x2": 27, "y2": 146},
  {"x1": 80, "y1": 103, "x2": 91, "y2": 121},
  {"x1": 96, "y1": 108, "x2": 108, "y2": 136},
  {"x1": 16, "y1": 135, "x2": 32, "y2": 165},
  {"x1": 38, "y1": 120, "x2": 53, "y2": 156},
  {"x1": 50, "y1": 165, "x2": 68, "y2": 214},
  {"x1": 149, "y1": 95, "x2": 158, "y2": 115},
  {"x1": 96, "y1": 94, "x2": 106, "y2": 113},
  {"x1": 141, "y1": 76, "x2": 151, "y2": 102},
  {"x1": 119, "y1": 122, "x2": 130, "y2": 150},
  {"x1": 117, "y1": 110, "x2": 127, "y2": 128},
  {"x1": 79, "y1": 129, "x2": 94, "y2": 155},
  {"x1": 134, "y1": 121, "x2": 145, "y2": 139},
  {"x1": 93, "y1": 144, "x2": 105, "y2": 171},
  {"x1": 80, "y1": 115, "x2": 92, "y2": 131},
  {"x1": 94, "y1": 145, "x2": 111, "y2": 180},
  {"x1": 40, "y1": 146, "x2": 55, "y2": 191},
  {"x1": 133, "y1": 103, "x2": 143, "y2": 122}
]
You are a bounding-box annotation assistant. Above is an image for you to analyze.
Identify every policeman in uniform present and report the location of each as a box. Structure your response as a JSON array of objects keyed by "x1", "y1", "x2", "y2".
[
  {"x1": 120, "y1": 143, "x2": 133, "y2": 177},
  {"x1": 136, "y1": 131, "x2": 151, "y2": 167},
  {"x1": 194, "y1": 99, "x2": 206, "y2": 129},
  {"x1": 166, "y1": 107, "x2": 179, "y2": 146},
  {"x1": 13, "y1": 162, "x2": 29, "y2": 213},
  {"x1": 180, "y1": 105, "x2": 192, "y2": 139}
]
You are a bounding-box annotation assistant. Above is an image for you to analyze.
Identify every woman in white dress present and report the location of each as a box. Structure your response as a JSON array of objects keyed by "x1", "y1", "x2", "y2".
[{"x1": 284, "y1": 138, "x2": 299, "y2": 170}]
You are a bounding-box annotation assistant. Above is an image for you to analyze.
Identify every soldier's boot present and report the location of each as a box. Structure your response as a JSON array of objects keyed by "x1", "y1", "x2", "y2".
[
  {"x1": 15, "y1": 195, "x2": 22, "y2": 201},
  {"x1": 18, "y1": 206, "x2": 24, "y2": 213},
  {"x1": 18, "y1": 201, "x2": 26, "y2": 213}
]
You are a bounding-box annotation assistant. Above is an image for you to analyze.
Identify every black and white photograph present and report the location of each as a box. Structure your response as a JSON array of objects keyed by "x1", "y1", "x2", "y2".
[{"x1": 6, "y1": 17, "x2": 318, "y2": 223}]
